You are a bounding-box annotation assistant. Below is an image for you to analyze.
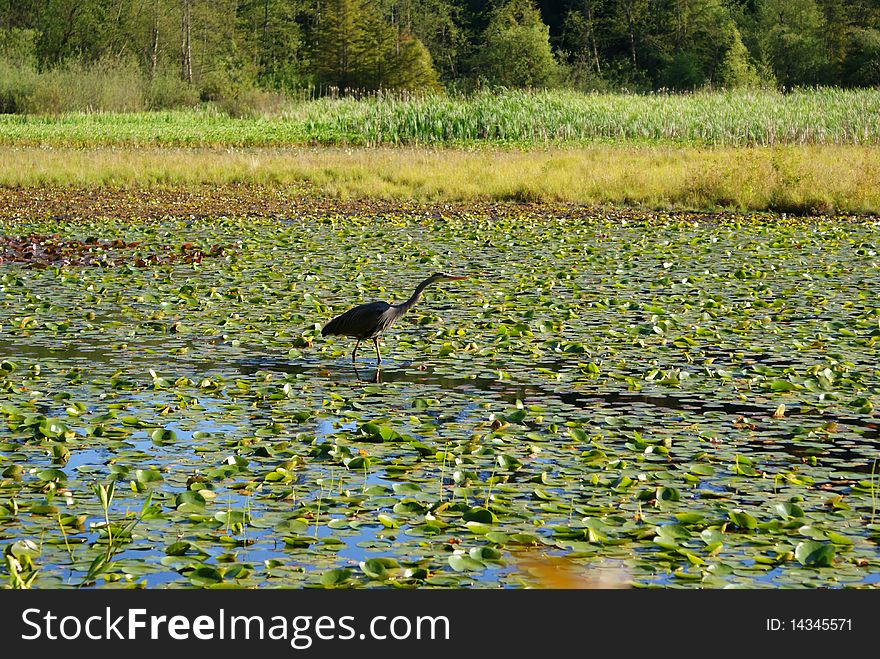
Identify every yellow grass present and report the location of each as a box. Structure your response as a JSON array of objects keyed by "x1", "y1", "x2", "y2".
[{"x1": 2, "y1": 144, "x2": 879, "y2": 214}]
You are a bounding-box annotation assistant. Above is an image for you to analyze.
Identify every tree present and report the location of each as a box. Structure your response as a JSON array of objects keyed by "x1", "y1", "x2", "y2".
[
  {"x1": 235, "y1": 0, "x2": 305, "y2": 89},
  {"x1": 759, "y1": 0, "x2": 830, "y2": 87},
  {"x1": 386, "y1": 33, "x2": 441, "y2": 90},
  {"x1": 718, "y1": 23, "x2": 762, "y2": 88},
  {"x1": 660, "y1": 0, "x2": 733, "y2": 89},
  {"x1": 0, "y1": 0, "x2": 878, "y2": 96},
  {"x1": 842, "y1": 27, "x2": 880, "y2": 86},
  {"x1": 378, "y1": 0, "x2": 465, "y2": 81},
  {"x1": 661, "y1": 0, "x2": 760, "y2": 89},
  {"x1": 357, "y1": 0, "x2": 395, "y2": 89},
  {"x1": 557, "y1": 0, "x2": 610, "y2": 91},
  {"x1": 476, "y1": 0, "x2": 558, "y2": 87},
  {"x1": 615, "y1": 0, "x2": 648, "y2": 71},
  {"x1": 311, "y1": 0, "x2": 439, "y2": 92},
  {"x1": 181, "y1": 0, "x2": 191, "y2": 82},
  {"x1": 0, "y1": 26, "x2": 38, "y2": 64},
  {"x1": 311, "y1": 0, "x2": 369, "y2": 90}
]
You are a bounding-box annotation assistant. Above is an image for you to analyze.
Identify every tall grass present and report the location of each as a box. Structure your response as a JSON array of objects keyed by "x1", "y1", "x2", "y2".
[
  {"x1": 1, "y1": 88, "x2": 879, "y2": 147},
  {"x1": 294, "y1": 88, "x2": 880, "y2": 146},
  {"x1": 2, "y1": 144, "x2": 879, "y2": 214}
]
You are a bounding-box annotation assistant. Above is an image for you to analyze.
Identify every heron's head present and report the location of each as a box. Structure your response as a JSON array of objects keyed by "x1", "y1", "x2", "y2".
[{"x1": 429, "y1": 272, "x2": 468, "y2": 283}]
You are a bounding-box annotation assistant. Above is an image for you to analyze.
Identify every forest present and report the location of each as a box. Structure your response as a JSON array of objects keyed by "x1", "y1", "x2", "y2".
[{"x1": 1, "y1": 0, "x2": 879, "y2": 113}]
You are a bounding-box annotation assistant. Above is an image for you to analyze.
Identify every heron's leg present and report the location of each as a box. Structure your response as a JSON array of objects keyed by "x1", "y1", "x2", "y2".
[
  {"x1": 373, "y1": 337, "x2": 382, "y2": 364},
  {"x1": 351, "y1": 340, "x2": 360, "y2": 362}
]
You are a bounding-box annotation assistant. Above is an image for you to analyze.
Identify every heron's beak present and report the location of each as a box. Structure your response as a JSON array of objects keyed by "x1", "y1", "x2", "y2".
[{"x1": 445, "y1": 275, "x2": 468, "y2": 281}]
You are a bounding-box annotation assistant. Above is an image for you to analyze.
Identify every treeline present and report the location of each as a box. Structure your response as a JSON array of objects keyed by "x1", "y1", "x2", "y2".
[{"x1": 1, "y1": 0, "x2": 879, "y2": 112}]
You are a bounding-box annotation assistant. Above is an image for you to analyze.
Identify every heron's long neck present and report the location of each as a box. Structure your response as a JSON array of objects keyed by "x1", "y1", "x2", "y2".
[{"x1": 396, "y1": 277, "x2": 436, "y2": 313}]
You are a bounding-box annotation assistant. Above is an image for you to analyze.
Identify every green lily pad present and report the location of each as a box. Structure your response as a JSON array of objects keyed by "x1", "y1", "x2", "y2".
[
  {"x1": 320, "y1": 568, "x2": 352, "y2": 587},
  {"x1": 794, "y1": 541, "x2": 836, "y2": 567}
]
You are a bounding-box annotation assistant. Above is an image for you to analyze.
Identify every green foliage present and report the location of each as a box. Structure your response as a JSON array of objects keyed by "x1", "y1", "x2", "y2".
[
  {"x1": 557, "y1": 6, "x2": 608, "y2": 92},
  {"x1": 2, "y1": 88, "x2": 880, "y2": 149},
  {"x1": 148, "y1": 73, "x2": 199, "y2": 111},
  {"x1": 357, "y1": 2, "x2": 396, "y2": 90},
  {"x1": 387, "y1": 36, "x2": 442, "y2": 91},
  {"x1": 0, "y1": 27, "x2": 38, "y2": 66},
  {"x1": 0, "y1": 0, "x2": 879, "y2": 106},
  {"x1": 235, "y1": 0, "x2": 306, "y2": 89},
  {"x1": 0, "y1": 58, "x2": 39, "y2": 113},
  {"x1": 311, "y1": 0, "x2": 375, "y2": 91},
  {"x1": 660, "y1": 0, "x2": 732, "y2": 89},
  {"x1": 477, "y1": 0, "x2": 558, "y2": 88},
  {"x1": 718, "y1": 25, "x2": 762, "y2": 89},
  {"x1": 311, "y1": 0, "x2": 439, "y2": 93},
  {"x1": 759, "y1": 0, "x2": 830, "y2": 87},
  {"x1": 661, "y1": 51, "x2": 704, "y2": 91},
  {"x1": 842, "y1": 28, "x2": 880, "y2": 87}
]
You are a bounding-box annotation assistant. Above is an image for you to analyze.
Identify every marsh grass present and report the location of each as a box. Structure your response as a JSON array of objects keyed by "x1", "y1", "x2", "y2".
[
  {"x1": 2, "y1": 144, "x2": 879, "y2": 214},
  {"x1": 2, "y1": 88, "x2": 880, "y2": 148},
  {"x1": 292, "y1": 88, "x2": 880, "y2": 147}
]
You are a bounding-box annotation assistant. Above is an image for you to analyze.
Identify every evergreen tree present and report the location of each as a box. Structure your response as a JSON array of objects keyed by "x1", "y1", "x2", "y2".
[
  {"x1": 312, "y1": 0, "x2": 369, "y2": 91},
  {"x1": 660, "y1": 0, "x2": 732, "y2": 89},
  {"x1": 311, "y1": 0, "x2": 439, "y2": 92},
  {"x1": 387, "y1": 34, "x2": 441, "y2": 90},
  {"x1": 236, "y1": 0, "x2": 306, "y2": 89},
  {"x1": 1, "y1": 0, "x2": 879, "y2": 95},
  {"x1": 356, "y1": 0, "x2": 394, "y2": 89},
  {"x1": 379, "y1": 0, "x2": 464, "y2": 81},
  {"x1": 718, "y1": 24, "x2": 762, "y2": 88}
]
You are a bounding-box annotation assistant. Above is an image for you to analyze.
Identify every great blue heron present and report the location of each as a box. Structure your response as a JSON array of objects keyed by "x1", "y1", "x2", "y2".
[{"x1": 321, "y1": 272, "x2": 467, "y2": 364}]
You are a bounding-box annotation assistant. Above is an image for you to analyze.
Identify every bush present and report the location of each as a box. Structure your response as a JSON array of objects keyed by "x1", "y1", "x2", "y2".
[
  {"x1": 216, "y1": 87, "x2": 291, "y2": 118},
  {"x1": 0, "y1": 59, "x2": 39, "y2": 113},
  {"x1": 21, "y1": 57, "x2": 147, "y2": 114},
  {"x1": 148, "y1": 73, "x2": 200, "y2": 110}
]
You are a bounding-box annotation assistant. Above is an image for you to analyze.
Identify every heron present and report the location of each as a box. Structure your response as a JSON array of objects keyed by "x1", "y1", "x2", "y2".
[{"x1": 321, "y1": 272, "x2": 467, "y2": 364}]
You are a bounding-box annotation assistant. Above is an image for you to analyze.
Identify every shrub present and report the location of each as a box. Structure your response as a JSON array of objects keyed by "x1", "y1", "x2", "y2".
[
  {"x1": 20, "y1": 57, "x2": 147, "y2": 114},
  {"x1": 216, "y1": 87, "x2": 291, "y2": 118},
  {"x1": 148, "y1": 73, "x2": 200, "y2": 110},
  {"x1": 0, "y1": 59, "x2": 39, "y2": 113}
]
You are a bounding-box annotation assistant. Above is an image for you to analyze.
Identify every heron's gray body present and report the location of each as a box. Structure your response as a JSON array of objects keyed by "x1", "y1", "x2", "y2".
[
  {"x1": 321, "y1": 272, "x2": 466, "y2": 364},
  {"x1": 321, "y1": 301, "x2": 399, "y2": 339}
]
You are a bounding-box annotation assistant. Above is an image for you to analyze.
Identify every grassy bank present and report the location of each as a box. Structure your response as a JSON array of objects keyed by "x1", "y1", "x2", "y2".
[
  {"x1": 2, "y1": 88, "x2": 880, "y2": 147},
  {"x1": 2, "y1": 144, "x2": 879, "y2": 214}
]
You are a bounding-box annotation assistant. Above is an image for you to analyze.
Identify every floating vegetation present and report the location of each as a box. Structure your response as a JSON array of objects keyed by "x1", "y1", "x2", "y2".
[
  {"x1": 0, "y1": 203, "x2": 878, "y2": 589},
  {"x1": 0, "y1": 234, "x2": 230, "y2": 269}
]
